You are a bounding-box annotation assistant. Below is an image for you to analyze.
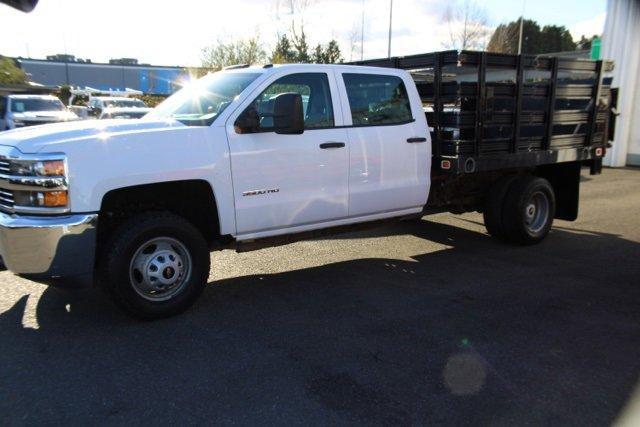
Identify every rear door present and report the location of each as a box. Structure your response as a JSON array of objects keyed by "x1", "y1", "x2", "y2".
[
  {"x1": 336, "y1": 70, "x2": 430, "y2": 217},
  {"x1": 226, "y1": 70, "x2": 349, "y2": 238}
]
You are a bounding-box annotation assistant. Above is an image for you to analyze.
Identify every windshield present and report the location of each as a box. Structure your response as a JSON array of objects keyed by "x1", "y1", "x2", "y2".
[
  {"x1": 103, "y1": 99, "x2": 148, "y2": 108},
  {"x1": 147, "y1": 71, "x2": 261, "y2": 126},
  {"x1": 11, "y1": 98, "x2": 65, "y2": 112}
]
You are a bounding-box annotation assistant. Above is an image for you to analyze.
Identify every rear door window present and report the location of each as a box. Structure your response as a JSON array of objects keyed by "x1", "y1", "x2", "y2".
[{"x1": 342, "y1": 73, "x2": 413, "y2": 126}]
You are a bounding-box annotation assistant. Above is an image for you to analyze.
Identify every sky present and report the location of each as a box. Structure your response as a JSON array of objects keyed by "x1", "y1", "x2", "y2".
[{"x1": 0, "y1": 0, "x2": 607, "y2": 67}]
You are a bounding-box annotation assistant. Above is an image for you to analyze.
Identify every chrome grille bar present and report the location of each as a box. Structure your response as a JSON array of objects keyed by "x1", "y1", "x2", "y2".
[
  {"x1": 0, "y1": 159, "x2": 10, "y2": 174},
  {"x1": 0, "y1": 174, "x2": 67, "y2": 191},
  {"x1": 0, "y1": 188, "x2": 14, "y2": 213}
]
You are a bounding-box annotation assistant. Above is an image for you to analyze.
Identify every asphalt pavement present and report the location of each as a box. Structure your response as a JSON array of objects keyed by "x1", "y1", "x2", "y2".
[{"x1": 1, "y1": 167, "x2": 639, "y2": 426}]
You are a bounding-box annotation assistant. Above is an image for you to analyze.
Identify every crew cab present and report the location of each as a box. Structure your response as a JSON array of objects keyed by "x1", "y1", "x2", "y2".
[
  {"x1": 0, "y1": 94, "x2": 79, "y2": 130},
  {"x1": 0, "y1": 51, "x2": 614, "y2": 318},
  {"x1": 86, "y1": 96, "x2": 152, "y2": 119}
]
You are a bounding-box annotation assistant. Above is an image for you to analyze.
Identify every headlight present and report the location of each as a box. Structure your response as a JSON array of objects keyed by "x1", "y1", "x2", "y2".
[
  {"x1": 10, "y1": 159, "x2": 66, "y2": 177},
  {"x1": 12, "y1": 120, "x2": 25, "y2": 127},
  {"x1": 0, "y1": 154, "x2": 69, "y2": 214}
]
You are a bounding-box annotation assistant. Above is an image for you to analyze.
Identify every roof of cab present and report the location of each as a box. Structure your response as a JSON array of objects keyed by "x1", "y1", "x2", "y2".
[{"x1": 222, "y1": 62, "x2": 408, "y2": 76}]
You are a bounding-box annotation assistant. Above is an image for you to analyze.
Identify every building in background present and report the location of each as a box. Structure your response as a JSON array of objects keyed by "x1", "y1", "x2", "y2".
[
  {"x1": 602, "y1": 0, "x2": 640, "y2": 167},
  {"x1": 15, "y1": 57, "x2": 195, "y2": 96}
]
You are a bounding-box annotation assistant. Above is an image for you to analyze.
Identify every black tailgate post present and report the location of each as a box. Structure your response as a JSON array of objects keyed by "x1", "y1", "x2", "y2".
[
  {"x1": 511, "y1": 53, "x2": 524, "y2": 153},
  {"x1": 432, "y1": 52, "x2": 442, "y2": 157},
  {"x1": 474, "y1": 52, "x2": 487, "y2": 158},
  {"x1": 544, "y1": 57, "x2": 558, "y2": 151}
]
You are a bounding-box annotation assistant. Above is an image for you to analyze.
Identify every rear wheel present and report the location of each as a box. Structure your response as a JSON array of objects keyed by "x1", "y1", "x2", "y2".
[
  {"x1": 99, "y1": 212, "x2": 210, "y2": 319},
  {"x1": 501, "y1": 176, "x2": 556, "y2": 245}
]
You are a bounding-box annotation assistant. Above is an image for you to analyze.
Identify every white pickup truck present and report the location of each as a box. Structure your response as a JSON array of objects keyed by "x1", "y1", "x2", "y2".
[{"x1": 0, "y1": 53, "x2": 614, "y2": 318}]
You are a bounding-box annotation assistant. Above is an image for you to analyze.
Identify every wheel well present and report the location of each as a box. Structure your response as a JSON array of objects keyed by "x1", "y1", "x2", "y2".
[{"x1": 98, "y1": 180, "x2": 221, "y2": 250}]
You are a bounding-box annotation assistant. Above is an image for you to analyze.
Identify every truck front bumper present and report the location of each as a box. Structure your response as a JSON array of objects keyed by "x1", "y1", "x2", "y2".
[{"x1": 0, "y1": 212, "x2": 98, "y2": 287}]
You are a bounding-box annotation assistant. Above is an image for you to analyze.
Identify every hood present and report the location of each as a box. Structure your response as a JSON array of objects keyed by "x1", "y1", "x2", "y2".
[
  {"x1": 101, "y1": 107, "x2": 152, "y2": 119},
  {"x1": 11, "y1": 110, "x2": 79, "y2": 122},
  {"x1": 0, "y1": 118, "x2": 187, "y2": 153}
]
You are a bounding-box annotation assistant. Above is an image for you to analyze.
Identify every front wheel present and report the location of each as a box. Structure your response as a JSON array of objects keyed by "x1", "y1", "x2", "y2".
[{"x1": 99, "y1": 212, "x2": 210, "y2": 319}]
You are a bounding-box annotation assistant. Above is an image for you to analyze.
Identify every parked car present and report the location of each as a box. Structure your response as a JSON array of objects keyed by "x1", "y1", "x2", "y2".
[
  {"x1": 0, "y1": 51, "x2": 614, "y2": 319},
  {"x1": 86, "y1": 96, "x2": 151, "y2": 119},
  {"x1": 0, "y1": 94, "x2": 79, "y2": 130}
]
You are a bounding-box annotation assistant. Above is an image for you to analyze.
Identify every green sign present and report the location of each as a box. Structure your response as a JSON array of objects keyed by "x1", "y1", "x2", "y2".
[{"x1": 591, "y1": 38, "x2": 601, "y2": 60}]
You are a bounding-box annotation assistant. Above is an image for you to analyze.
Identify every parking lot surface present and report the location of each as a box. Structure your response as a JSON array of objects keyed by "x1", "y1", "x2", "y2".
[{"x1": 1, "y1": 168, "x2": 639, "y2": 425}]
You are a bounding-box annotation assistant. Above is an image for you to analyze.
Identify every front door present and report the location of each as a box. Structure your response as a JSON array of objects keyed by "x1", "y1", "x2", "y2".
[{"x1": 227, "y1": 71, "x2": 349, "y2": 238}]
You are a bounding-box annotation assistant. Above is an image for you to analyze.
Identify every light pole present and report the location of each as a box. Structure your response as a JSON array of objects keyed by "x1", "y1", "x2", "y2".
[
  {"x1": 387, "y1": 0, "x2": 393, "y2": 58},
  {"x1": 517, "y1": 0, "x2": 526, "y2": 54},
  {"x1": 360, "y1": 0, "x2": 365, "y2": 60}
]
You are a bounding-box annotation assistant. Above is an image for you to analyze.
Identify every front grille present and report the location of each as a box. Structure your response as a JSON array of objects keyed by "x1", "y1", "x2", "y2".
[
  {"x1": 0, "y1": 158, "x2": 10, "y2": 174},
  {"x1": 0, "y1": 189, "x2": 15, "y2": 212}
]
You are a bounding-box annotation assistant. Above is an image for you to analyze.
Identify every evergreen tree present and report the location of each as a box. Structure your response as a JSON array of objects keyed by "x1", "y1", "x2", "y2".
[
  {"x1": 311, "y1": 40, "x2": 343, "y2": 64},
  {"x1": 292, "y1": 29, "x2": 310, "y2": 63},
  {"x1": 323, "y1": 40, "x2": 342, "y2": 64},
  {"x1": 271, "y1": 34, "x2": 296, "y2": 64},
  {"x1": 487, "y1": 19, "x2": 577, "y2": 54},
  {"x1": 576, "y1": 35, "x2": 599, "y2": 51},
  {"x1": 540, "y1": 25, "x2": 577, "y2": 53},
  {"x1": 312, "y1": 44, "x2": 325, "y2": 64}
]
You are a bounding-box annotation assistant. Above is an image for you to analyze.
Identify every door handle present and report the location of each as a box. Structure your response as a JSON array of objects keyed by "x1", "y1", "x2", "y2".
[
  {"x1": 407, "y1": 137, "x2": 427, "y2": 143},
  {"x1": 320, "y1": 142, "x2": 345, "y2": 149}
]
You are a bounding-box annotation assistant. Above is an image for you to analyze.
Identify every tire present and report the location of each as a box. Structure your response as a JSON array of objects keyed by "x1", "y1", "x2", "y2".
[
  {"x1": 502, "y1": 176, "x2": 556, "y2": 245},
  {"x1": 483, "y1": 175, "x2": 518, "y2": 240},
  {"x1": 99, "y1": 211, "x2": 210, "y2": 319}
]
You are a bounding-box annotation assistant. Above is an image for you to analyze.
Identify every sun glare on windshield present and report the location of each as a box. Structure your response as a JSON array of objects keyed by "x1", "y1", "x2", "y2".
[{"x1": 147, "y1": 72, "x2": 261, "y2": 126}]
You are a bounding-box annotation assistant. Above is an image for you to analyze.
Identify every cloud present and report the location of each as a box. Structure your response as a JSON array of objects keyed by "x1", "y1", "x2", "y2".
[{"x1": 569, "y1": 12, "x2": 606, "y2": 40}]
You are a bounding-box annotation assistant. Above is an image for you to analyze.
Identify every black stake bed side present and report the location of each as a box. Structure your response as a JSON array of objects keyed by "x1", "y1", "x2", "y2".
[{"x1": 350, "y1": 50, "x2": 614, "y2": 175}]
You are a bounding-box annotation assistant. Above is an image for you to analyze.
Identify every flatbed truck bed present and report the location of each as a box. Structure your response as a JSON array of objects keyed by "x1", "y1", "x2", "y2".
[{"x1": 352, "y1": 50, "x2": 616, "y2": 217}]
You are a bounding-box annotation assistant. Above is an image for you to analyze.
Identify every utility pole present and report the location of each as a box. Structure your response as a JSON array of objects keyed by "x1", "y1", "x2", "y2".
[
  {"x1": 360, "y1": 0, "x2": 365, "y2": 60},
  {"x1": 387, "y1": 0, "x2": 393, "y2": 58},
  {"x1": 517, "y1": 0, "x2": 526, "y2": 54},
  {"x1": 517, "y1": 16, "x2": 524, "y2": 54},
  {"x1": 59, "y1": 0, "x2": 70, "y2": 86}
]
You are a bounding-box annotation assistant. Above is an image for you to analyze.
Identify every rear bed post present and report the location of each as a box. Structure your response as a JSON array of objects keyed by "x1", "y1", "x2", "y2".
[{"x1": 543, "y1": 57, "x2": 559, "y2": 151}]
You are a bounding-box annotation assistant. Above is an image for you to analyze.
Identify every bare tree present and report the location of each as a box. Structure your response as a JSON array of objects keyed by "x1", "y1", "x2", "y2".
[
  {"x1": 201, "y1": 36, "x2": 267, "y2": 70},
  {"x1": 273, "y1": 0, "x2": 315, "y2": 35},
  {"x1": 442, "y1": 0, "x2": 491, "y2": 51},
  {"x1": 347, "y1": 22, "x2": 360, "y2": 62},
  {"x1": 271, "y1": 0, "x2": 317, "y2": 63}
]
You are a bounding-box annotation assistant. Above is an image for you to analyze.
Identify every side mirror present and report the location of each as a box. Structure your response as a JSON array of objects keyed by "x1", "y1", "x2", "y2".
[
  {"x1": 1, "y1": 0, "x2": 38, "y2": 12},
  {"x1": 273, "y1": 93, "x2": 304, "y2": 135}
]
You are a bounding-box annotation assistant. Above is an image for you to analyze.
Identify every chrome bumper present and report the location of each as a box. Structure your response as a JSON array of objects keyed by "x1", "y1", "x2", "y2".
[{"x1": 0, "y1": 212, "x2": 98, "y2": 285}]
